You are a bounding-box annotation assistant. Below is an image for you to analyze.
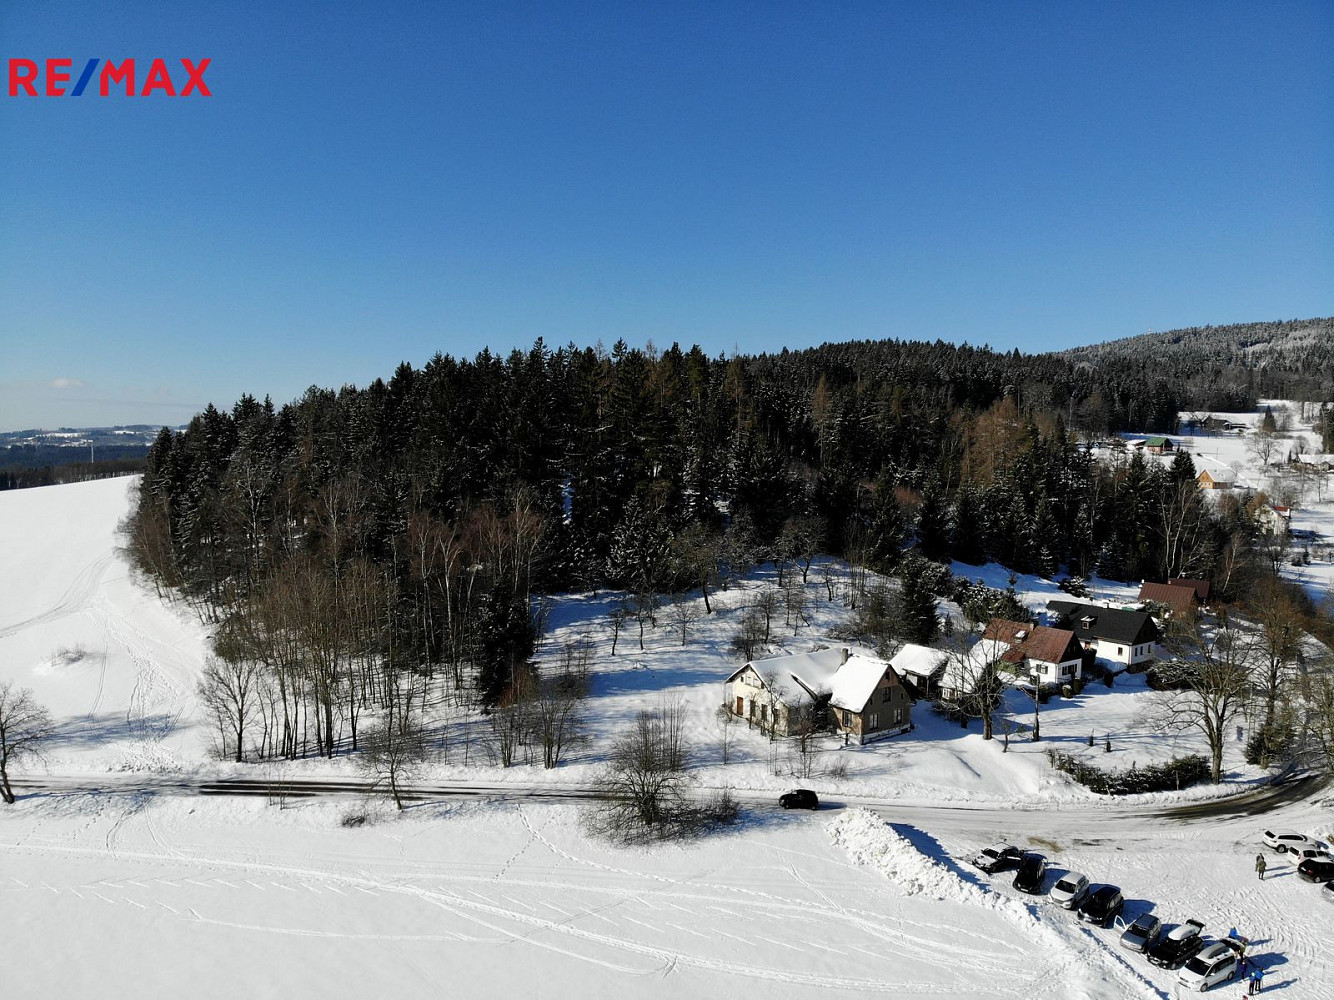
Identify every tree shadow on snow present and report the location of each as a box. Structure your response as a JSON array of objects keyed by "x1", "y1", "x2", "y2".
[{"x1": 44, "y1": 711, "x2": 184, "y2": 750}]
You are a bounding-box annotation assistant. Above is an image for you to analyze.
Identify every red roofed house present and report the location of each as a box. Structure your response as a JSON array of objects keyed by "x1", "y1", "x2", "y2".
[
  {"x1": 1137, "y1": 580, "x2": 1206, "y2": 615},
  {"x1": 981, "y1": 619, "x2": 1085, "y2": 687}
]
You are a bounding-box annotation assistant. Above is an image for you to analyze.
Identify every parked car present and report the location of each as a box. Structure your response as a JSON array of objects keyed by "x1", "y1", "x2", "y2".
[
  {"x1": 1263, "y1": 830, "x2": 1320, "y2": 853},
  {"x1": 1049, "y1": 872, "x2": 1090, "y2": 909},
  {"x1": 1177, "y1": 941, "x2": 1240, "y2": 992},
  {"x1": 1120, "y1": 913, "x2": 1163, "y2": 953},
  {"x1": 1322, "y1": 880, "x2": 1334, "y2": 904},
  {"x1": 1075, "y1": 885, "x2": 1125, "y2": 928},
  {"x1": 779, "y1": 789, "x2": 819, "y2": 810},
  {"x1": 1290, "y1": 845, "x2": 1334, "y2": 863},
  {"x1": 971, "y1": 842, "x2": 1023, "y2": 873},
  {"x1": 1012, "y1": 854, "x2": 1047, "y2": 894},
  {"x1": 1147, "y1": 919, "x2": 1206, "y2": 968},
  {"x1": 1297, "y1": 857, "x2": 1334, "y2": 883}
]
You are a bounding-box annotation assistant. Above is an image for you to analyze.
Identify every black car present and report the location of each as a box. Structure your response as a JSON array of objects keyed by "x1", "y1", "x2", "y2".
[
  {"x1": 1012, "y1": 854, "x2": 1047, "y2": 894},
  {"x1": 779, "y1": 789, "x2": 819, "y2": 810},
  {"x1": 1297, "y1": 857, "x2": 1334, "y2": 883},
  {"x1": 1146, "y1": 919, "x2": 1205, "y2": 968},
  {"x1": 1075, "y1": 885, "x2": 1125, "y2": 928}
]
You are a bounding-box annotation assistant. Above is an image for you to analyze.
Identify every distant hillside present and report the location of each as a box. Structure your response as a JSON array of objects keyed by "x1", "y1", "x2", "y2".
[
  {"x1": 1058, "y1": 317, "x2": 1334, "y2": 407},
  {"x1": 0, "y1": 425, "x2": 167, "y2": 490}
]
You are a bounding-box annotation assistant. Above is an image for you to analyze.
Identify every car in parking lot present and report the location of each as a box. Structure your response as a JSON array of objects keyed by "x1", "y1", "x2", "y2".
[
  {"x1": 1075, "y1": 885, "x2": 1124, "y2": 928},
  {"x1": 1263, "y1": 830, "x2": 1322, "y2": 854},
  {"x1": 1119, "y1": 913, "x2": 1163, "y2": 953},
  {"x1": 779, "y1": 789, "x2": 819, "y2": 810},
  {"x1": 1177, "y1": 941, "x2": 1240, "y2": 992},
  {"x1": 1290, "y1": 845, "x2": 1334, "y2": 863},
  {"x1": 1012, "y1": 854, "x2": 1047, "y2": 894},
  {"x1": 1147, "y1": 919, "x2": 1205, "y2": 969},
  {"x1": 971, "y1": 842, "x2": 1023, "y2": 873},
  {"x1": 1297, "y1": 857, "x2": 1334, "y2": 883},
  {"x1": 1049, "y1": 872, "x2": 1090, "y2": 909},
  {"x1": 1322, "y1": 880, "x2": 1334, "y2": 904}
]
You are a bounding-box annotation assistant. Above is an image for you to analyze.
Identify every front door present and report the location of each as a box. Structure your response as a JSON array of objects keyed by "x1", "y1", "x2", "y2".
[{"x1": 735, "y1": 696, "x2": 744, "y2": 715}]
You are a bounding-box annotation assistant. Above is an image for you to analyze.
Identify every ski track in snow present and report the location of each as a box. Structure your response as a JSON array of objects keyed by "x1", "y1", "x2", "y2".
[{"x1": 0, "y1": 803, "x2": 1116, "y2": 998}]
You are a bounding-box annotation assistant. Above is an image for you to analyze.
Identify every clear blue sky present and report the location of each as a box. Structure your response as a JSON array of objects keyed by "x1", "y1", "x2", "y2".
[{"x1": 2, "y1": 0, "x2": 1330, "y2": 430}]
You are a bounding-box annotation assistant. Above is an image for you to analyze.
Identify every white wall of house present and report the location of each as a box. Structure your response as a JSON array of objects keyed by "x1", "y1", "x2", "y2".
[
  {"x1": 1089, "y1": 638, "x2": 1155, "y2": 666},
  {"x1": 723, "y1": 666, "x2": 792, "y2": 733},
  {"x1": 1027, "y1": 657, "x2": 1083, "y2": 684}
]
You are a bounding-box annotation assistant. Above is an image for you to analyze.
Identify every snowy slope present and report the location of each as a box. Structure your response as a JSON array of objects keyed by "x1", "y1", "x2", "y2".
[
  {"x1": 2, "y1": 434, "x2": 1334, "y2": 998},
  {"x1": 0, "y1": 477, "x2": 209, "y2": 772}
]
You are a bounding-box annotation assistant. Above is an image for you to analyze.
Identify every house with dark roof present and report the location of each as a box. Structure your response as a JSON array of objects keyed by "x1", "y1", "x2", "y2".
[
  {"x1": 980, "y1": 619, "x2": 1084, "y2": 687},
  {"x1": 1047, "y1": 601, "x2": 1160, "y2": 667},
  {"x1": 723, "y1": 645, "x2": 913, "y2": 745}
]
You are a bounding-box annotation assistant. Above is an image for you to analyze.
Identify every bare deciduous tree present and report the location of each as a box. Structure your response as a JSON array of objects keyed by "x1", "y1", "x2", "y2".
[
  {"x1": 1246, "y1": 578, "x2": 1306, "y2": 729},
  {"x1": 357, "y1": 698, "x2": 428, "y2": 810},
  {"x1": 754, "y1": 587, "x2": 781, "y2": 643},
  {"x1": 667, "y1": 595, "x2": 703, "y2": 646},
  {"x1": 0, "y1": 682, "x2": 55, "y2": 804},
  {"x1": 593, "y1": 703, "x2": 693, "y2": 837},
  {"x1": 1143, "y1": 612, "x2": 1255, "y2": 784},
  {"x1": 197, "y1": 654, "x2": 263, "y2": 763}
]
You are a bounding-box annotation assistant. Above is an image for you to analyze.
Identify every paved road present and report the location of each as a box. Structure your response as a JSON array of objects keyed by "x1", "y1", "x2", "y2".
[{"x1": 13, "y1": 768, "x2": 1327, "y2": 835}]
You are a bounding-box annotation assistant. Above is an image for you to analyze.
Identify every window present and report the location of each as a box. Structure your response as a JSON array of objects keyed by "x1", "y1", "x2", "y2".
[
  {"x1": 882, "y1": 686, "x2": 893, "y2": 703},
  {"x1": 868, "y1": 713, "x2": 878, "y2": 730},
  {"x1": 1117, "y1": 646, "x2": 1123, "y2": 655},
  {"x1": 894, "y1": 708, "x2": 904, "y2": 725},
  {"x1": 842, "y1": 710, "x2": 852, "y2": 727}
]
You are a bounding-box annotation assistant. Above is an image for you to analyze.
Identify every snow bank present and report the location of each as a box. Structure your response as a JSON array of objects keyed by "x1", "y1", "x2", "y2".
[
  {"x1": 828, "y1": 808, "x2": 990, "y2": 902},
  {"x1": 828, "y1": 808, "x2": 1164, "y2": 1000}
]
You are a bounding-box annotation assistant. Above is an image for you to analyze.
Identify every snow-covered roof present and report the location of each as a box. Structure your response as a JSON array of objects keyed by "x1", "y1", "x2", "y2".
[
  {"x1": 827, "y1": 654, "x2": 893, "y2": 713},
  {"x1": 734, "y1": 643, "x2": 893, "y2": 713},
  {"x1": 889, "y1": 643, "x2": 949, "y2": 679},
  {"x1": 941, "y1": 638, "x2": 1008, "y2": 693}
]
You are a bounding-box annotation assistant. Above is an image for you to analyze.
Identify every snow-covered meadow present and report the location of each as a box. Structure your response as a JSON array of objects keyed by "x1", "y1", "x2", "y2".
[{"x1": 3, "y1": 398, "x2": 1334, "y2": 997}]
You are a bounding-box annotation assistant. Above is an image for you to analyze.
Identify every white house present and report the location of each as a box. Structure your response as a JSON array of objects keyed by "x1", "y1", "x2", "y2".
[
  {"x1": 1256, "y1": 503, "x2": 1292, "y2": 535},
  {"x1": 723, "y1": 645, "x2": 913, "y2": 744},
  {"x1": 1046, "y1": 601, "x2": 1160, "y2": 667}
]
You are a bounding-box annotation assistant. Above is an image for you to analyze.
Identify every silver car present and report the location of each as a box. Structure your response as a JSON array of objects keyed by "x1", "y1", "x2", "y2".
[
  {"x1": 1049, "y1": 872, "x2": 1089, "y2": 909},
  {"x1": 1119, "y1": 913, "x2": 1162, "y2": 952},
  {"x1": 1177, "y1": 941, "x2": 1240, "y2": 992}
]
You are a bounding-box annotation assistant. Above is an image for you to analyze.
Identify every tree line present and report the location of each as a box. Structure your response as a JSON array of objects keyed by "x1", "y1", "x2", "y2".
[{"x1": 120, "y1": 334, "x2": 1315, "y2": 762}]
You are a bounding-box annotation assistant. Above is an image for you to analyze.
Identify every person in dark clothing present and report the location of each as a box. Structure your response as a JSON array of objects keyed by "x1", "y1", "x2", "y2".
[{"x1": 1254, "y1": 854, "x2": 1267, "y2": 880}]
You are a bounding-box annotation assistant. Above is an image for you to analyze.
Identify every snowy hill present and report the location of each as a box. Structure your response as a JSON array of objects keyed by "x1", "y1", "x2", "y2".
[{"x1": 3, "y1": 458, "x2": 1334, "y2": 999}]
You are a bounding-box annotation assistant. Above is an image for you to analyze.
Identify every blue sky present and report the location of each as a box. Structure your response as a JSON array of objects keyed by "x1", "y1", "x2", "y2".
[{"x1": 1, "y1": 0, "x2": 1330, "y2": 431}]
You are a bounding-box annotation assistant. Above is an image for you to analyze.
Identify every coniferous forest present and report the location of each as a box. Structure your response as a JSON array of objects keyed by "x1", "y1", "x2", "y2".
[{"x1": 121, "y1": 325, "x2": 1334, "y2": 758}]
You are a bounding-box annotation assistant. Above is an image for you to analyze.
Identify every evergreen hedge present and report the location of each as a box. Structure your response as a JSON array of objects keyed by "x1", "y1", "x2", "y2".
[{"x1": 1047, "y1": 749, "x2": 1210, "y2": 795}]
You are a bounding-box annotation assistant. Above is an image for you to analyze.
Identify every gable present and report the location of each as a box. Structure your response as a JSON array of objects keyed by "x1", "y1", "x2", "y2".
[{"x1": 1047, "y1": 601, "x2": 1161, "y2": 645}]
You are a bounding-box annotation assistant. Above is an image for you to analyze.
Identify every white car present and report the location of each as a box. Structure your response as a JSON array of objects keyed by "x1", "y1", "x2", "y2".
[
  {"x1": 1049, "y1": 872, "x2": 1090, "y2": 909},
  {"x1": 1177, "y1": 941, "x2": 1239, "y2": 992},
  {"x1": 1263, "y1": 830, "x2": 1321, "y2": 853},
  {"x1": 970, "y1": 842, "x2": 1023, "y2": 873},
  {"x1": 1290, "y1": 845, "x2": 1334, "y2": 863}
]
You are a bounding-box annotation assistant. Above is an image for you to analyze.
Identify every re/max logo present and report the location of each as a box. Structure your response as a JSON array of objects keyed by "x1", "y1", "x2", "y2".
[{"x1": 7, "y1": 58, "x2": 211, "y2": 97}]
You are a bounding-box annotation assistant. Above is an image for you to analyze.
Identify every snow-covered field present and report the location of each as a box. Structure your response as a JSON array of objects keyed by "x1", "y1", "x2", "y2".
[{"x1": 2, "y1": 406, "x2": 1333, "y2": 998}]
